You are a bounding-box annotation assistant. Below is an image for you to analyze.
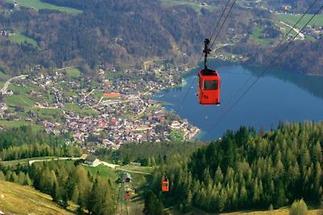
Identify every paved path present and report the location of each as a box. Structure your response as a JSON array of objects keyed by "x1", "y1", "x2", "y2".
[
  {"x1": 28, "y1": 156, "x2": 81, "y2": 165},
  {"x1": 92, "y1": 160, "x2": 120, "y2": 169},
  {"x1": 28, "y1": 154, "x2": 151, "y2": 175},
  {"x1": 280, "y1": 21, "x2": 305, "y2": 40},
  {"x1": 0, "y1": 75, "x2": 28, "y2": 95}
]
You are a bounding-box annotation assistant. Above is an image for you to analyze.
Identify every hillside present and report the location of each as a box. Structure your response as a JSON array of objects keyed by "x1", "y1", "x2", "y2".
[
  {"x1": 221, "y1": 208, "x2": 323, "y2": 215},
  {"x1": 146, "y1": 122, "x2": 323, "y2": 214},
  {"x1": 0, "y1": 0, "x2": 257, "y2": 73},
  {"x1": 0, "y1": 180, "x2": 73, "y2": 215},
  {"x1": 243, "y1": 38, "x2": 323, "y2": 75}
]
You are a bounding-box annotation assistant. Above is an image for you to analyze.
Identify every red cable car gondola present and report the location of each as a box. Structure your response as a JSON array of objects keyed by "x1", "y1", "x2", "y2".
[
  {"x1": 198, "y1": 39, "x2": 221, "y2": 105},
  {"x1": 161, "y1": 176, "x2": 169, "y2": 192}
]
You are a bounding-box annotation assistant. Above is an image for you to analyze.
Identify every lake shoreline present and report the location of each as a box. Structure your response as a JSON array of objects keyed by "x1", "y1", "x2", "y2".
[{"x1": 155, "y1": 64, "x2": 323, "y2": 141}]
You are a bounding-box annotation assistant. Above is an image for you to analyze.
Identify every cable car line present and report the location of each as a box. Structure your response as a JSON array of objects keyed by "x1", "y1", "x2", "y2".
[
  {"x1": 222, "y1": 0, "x2": 320, "y2": 109},
  {"x1": 208, "y1": 0, "x2": 233, "y2": 43},
  {"x1": 196, "y1": 0, "x2": 236, "y2": 105},
  {"x1": 180, "y1": 0, "x2": 238, "y2": 107},
  {"x1": 211, "y1": 5, "x2": 323, "y2": 131},
  {"x1": 210, "y1": 0, "x2": 238, "y2": 50}
]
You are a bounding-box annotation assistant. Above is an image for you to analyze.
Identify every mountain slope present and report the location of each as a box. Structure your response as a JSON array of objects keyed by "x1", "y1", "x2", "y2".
[
  {"x1": 0, "y1": 0, "x2": 257, "y2": 73},
  {"x1": 243, "y1": 38, "x2": 323, "y2": 75},
  {"x1": 0, "y1": 180, "x2": 73, "y2": 215}
]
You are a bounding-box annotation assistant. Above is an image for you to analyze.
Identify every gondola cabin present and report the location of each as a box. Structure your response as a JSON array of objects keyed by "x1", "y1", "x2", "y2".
[
  {"x1": 198, "y1": 69, "x2": 221, "y2": 105},
  {"x1": 124, "y1": 191, "x2": 131, "y2": 200},
  {"x1": 161, "y1": 177, "x2": 169, "y2": 192}
]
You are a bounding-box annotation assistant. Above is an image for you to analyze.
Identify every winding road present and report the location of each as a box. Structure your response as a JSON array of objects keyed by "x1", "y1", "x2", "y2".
[
  {"x1": 28, "y1": 154, "x2": 152, "y2": 175},
  {"x1": 0, "y1": 75, "x2": 28, "y2": 95}
]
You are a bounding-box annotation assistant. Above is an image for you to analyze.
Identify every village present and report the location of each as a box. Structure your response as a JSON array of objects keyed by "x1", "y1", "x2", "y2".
[{"x1": 0, "y1": 62, "x2": 200, "y2": 151}]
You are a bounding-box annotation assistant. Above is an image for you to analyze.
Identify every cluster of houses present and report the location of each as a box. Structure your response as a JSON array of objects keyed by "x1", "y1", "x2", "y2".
[{"x1": 0, "y1": 63, "x2": 199, "y2": 150}]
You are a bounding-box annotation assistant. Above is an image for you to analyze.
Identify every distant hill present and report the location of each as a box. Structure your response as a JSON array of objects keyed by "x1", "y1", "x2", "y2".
[
  {"x1": 263, "y1": 0, "x2": 321, "y2": 13},
  {"x1": 0, "y1": 180, "x2": 73, "y2": 215},
  {"x1": 243, "y1": 39, "x2": 323, "y2": 75},
  {"x1": 0, "y1": 0, "x2": 256, "y2": 73}
]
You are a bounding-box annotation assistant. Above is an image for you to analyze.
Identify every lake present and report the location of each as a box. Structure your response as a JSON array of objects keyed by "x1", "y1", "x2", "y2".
[{"x1": 154, "y1": 65, "x2": 323, "y2": 140}]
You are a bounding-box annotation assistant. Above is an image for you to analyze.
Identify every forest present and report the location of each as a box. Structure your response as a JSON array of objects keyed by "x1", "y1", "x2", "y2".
[
  {"x1": 95, "y1": 141, "x2": 203, "y2": 166},
  {"x1": 0, "y1": 0, "x2": 256, "y2": 74},
  {"x1": 243, "y1": 38, "x2": 323, "y2": 75},
  {"x1": 0, "y1": 122, "x2": 322, "y2": 214},
  {"x1": 0, "y1": 161, "x2": 116, "y2": 214},
  {"x1": 146, "y1": 122, "x2": 322, "y2": 214},
  {"x1": 0, "y1": 126, "x2": 115, "y2": 214},
  {"x1": 0, "y1": 126, "x2": 81, "y2": 161}
]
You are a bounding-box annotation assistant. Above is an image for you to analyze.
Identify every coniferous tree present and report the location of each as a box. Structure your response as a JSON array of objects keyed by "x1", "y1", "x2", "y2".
[
  {"x1": 289, "y1": 199, "x2": 308, "y2": 215},
  {"x1": 0, "y1": 171, "x2": 5, "y2": 180},
  {"x1": 144, "y1": 191, "x2": 164, "y2": 215}
]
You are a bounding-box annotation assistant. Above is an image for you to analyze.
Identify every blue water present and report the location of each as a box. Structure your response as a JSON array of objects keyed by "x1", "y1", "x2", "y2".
[{"x1": 155, "y1": 65, "x2": 323, "y2": 140}]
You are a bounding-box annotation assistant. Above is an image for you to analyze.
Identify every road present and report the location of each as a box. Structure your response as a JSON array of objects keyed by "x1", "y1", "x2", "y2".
[
  {"x1": 92, "y1": 160, "x2": 152, "y2": 175},
  {"x1": 280, "y1": 21, "x2": 305, "y2": 40},
  {"x1": 116, "y1": 167, "x2": 152, "y2": 175},
  {"x1": 91, "y1": 160, "x2": 120, "y2": 169},
  {"x1": 28, "y1": 156, "x2": 84, "y2": 165},
  {"x1": 0, "y1": 75, "x2": 28, "y2": 95},
  {"x1": 28, "y1": 155, "x2": 151, "y2": 175}
]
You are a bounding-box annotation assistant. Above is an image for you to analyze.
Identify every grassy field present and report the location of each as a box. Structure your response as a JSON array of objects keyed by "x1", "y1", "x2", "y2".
[
  {"x1": 34, "y1": 108, "x2": 63, "y2": 121},
  {"x1": 0, "y1": 156, "x2": 54, "y2": 166},
  {"x1": 0, "y1": 119, "x2": 41, "y2": 130},
  {"x1": 64, "y1": 103, "x2": 98, "y2": 116},
  {"x1": 160, "y1": 0, "x2": 215, "y2": 12},
  {"x1": 118, "y1": 165, "x2": 154, "y2": 174},
  {"x1": 5, "y1": 83, "x2": 40, "y2": 109},
  {"x1": 5, "y1": 94, "x2": 35, "y2": 108},
  {"x1": 276, "y1": 13, "x2": 323, "y2": 28},
  {"x1": 5, "y1": 0, "x2": 81, "y2": 14},
  {"x1": 85, "y1": 164, "x2": 118, "y2": 181},
  {"x1": 250, "y1": 26, "x2": 274, "y2": 46},
  {"x1": 221, "y1": 208, "x2": 323, "y2": 215},
  {"x1": 169, "y1": 207, "x2": 323, "y2": 215},
  {"x1": 65, "y1": 67, "x2": 81, "y2": 79},
  {"x1": 0, "y1": 180, "x2": 73, "y2": 215},
  {"x1": 8, "y1": 32, "x2": 38, "y2": 48}
]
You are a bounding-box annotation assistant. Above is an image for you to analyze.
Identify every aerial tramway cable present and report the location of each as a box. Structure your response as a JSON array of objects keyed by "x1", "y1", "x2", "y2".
[
  {"x1": 180, "y1": 0, "x2": 237, "y2": 107},
  {"x1": 210, "y1": 0, "x2": 238, "y2": 50},
  {"x1": 211, "y1": 4, "x2": 323, "y2": 131},
  {"x1": 222, "y1": 0, "x2": 321, "y2": 109},
  {"x1": 208, "y1": 0, "x2": 233, "y2": 43}
]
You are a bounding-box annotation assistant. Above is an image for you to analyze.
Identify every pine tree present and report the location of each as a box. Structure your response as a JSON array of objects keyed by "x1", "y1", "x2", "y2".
[
  {"x1": 0, "y1": 171, "x2": 5, "y2": 180},
  {"x1": 143, "y1": 191, "x2": 164, "y2": 215},
  {"x1": 25, "y1": 173, "x2": 32, "y2": 186},
  {"x1": 276, "y1": 181, "x2": 286, "y2": 207},
  {"x1": 17, "y1": 172, "x2": 26, "y2": 185},
  {"x1": 215, "y1": 166, "x2": 223, "y2": 183},
  {"x1": 74, "y1": 166, "x2": 91, "y2": 207},
  {"x1": 51, "y1": 180, "x2": 61, "y2": 202},
  {"x1": 11, "y1": 172, "x2": 18, "y2": 183},
  {"x1": 289, "y1": 199, "x2": 308, "y2": 215}
]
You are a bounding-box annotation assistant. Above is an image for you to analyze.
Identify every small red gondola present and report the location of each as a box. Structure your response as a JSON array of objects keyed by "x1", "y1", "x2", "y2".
[
  {"x1": 198, "y1": 69, "x2": 221, "y2": 105},
  {"x1": 198, "y1": 39, "x2": 221, "y2": 105},
  {"x1": 124, "y1": 191, "x2": 131, "y2": 200},
  {"x1": 161, "y1": 176, "x2": 169, "y2": 192}
]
